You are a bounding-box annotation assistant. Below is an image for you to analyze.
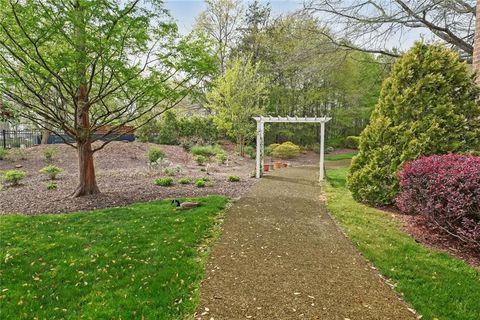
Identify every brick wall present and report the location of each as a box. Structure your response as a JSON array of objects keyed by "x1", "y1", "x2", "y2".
[{"x1": 474, "y1": 1, "x2": 480, "y2": 83}]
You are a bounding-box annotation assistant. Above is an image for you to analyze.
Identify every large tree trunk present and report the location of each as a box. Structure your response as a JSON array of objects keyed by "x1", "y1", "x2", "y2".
[
  {"x1": 73, "y1": 88, "x2": 100, "y2": 197},
  {"x1": 72, "y1": 0, "x2": 99, "y2": 197},
  {"x1": 74, "y1": 138, "x2": 99, "y2": 196},
  {"x1": 41, "y1": 129, "x2": 50, "y2": 144}
]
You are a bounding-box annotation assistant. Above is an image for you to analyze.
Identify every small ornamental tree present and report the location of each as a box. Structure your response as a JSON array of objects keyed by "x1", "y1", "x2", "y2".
[
  {"x1": 348, "y1": 43, "x2": 480, "y2": 205},
  {"x1": 0, "y1": 0, "x2": 214, "y2": 196},
  {"x1": 207, "y1": 57, "x2": 269, "y2": 156}
]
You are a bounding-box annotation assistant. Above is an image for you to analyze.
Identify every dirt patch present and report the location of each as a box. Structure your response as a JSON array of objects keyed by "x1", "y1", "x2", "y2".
[
  {"x1": 195, "y1": 166, "x2": 416, "y2": 319},
  {"x1": 0, "y1": 142, "x2": 256, "y2": 214},
  {"x1": 395, "y1": 213, "x2": 480, "y2": 267},
  {"x1": 329, "y1": 148, "x2": 357, "y2": 155}
]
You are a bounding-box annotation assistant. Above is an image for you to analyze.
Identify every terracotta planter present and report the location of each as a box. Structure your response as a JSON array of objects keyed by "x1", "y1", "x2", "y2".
[
  {"x1": 273, "y1": 162, "x2": 283, "y2": 169},
  {"x1": 263, "y1": 164, "x2": 270, "y2": 172}
]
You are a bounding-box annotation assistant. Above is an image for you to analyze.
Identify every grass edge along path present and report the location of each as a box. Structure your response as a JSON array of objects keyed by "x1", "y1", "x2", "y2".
[
  {"x1": 325, "y1": 166, "x2": 480, "y2": 320},
  {"x1": 0, "y1": 195, "x2": 228, "y2": 319}
]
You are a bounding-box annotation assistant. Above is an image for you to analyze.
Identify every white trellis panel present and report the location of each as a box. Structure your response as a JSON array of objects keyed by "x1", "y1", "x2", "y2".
[{"x1": 253, "y1": 116, "x2": 332, "y2": 181}]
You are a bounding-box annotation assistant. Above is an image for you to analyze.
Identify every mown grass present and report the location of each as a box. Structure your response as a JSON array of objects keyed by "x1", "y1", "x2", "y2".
[
  {"x1": 324, "y1": 151, "x2": 358, "y2": 161},
  {"x1": 325, "y1": 166, "x2": 480, "y2": 320},
  {"x1": 0, "y1": 196, "x2": 228, "y2": 319}
]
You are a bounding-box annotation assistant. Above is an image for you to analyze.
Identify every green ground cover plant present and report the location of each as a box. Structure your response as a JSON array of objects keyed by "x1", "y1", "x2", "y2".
[
  {"x1": 39, "y1": 165, "x2": 63, "y2": 180},
  {"x1": 0, "y1": 148, "x2": 8, "y2": 160},
  {"x1": 227, "y1": 176, "x2": 240, "y2": 182},
  {"x1": 154, "y1": 177, "x2": 174, "y2": 186},
  {"x1": 148, "y1": 147, "x2": 165, "y2": 164},
  {"x1": 0, "y1": 196, "x2": 228, "y2": 319},
  {"x1": 1, "y1": 170, "x2": 26, "y2": 186}
]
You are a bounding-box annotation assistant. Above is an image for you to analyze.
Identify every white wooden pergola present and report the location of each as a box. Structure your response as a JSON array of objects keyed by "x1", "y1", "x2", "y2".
[{"x1": 253, "y1": 116, "x2": 332, "y2": 181}]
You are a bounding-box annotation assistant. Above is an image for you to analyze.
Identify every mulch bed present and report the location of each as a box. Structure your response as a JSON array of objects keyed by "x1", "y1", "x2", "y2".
[
  {"x1": 395, "y1": 213, "x2": 480, "y2": 267},
  {"x1": 0, "y1": 142, "x2": 256, "y2": 215}
]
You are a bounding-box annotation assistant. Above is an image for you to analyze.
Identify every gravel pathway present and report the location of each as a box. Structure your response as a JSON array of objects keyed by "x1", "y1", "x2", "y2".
[{"x1": 196, "y1": 166, "x2": 416, "y2": 320}]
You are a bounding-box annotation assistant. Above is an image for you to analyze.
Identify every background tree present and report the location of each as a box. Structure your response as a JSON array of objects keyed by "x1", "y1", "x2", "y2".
[
  {"x1": 304, "y1": 0, "x2": 476, "y2": 61},
  {"x1": 348, "y1": 43, "x2": 480, "y2": 205},
  {"x1": 235, "y1": 0, "x2": 271, "y2": 64},
  {"x1": 195, "y1": 0, "x2": 244, "y2": 74},
  {"x1": 207, "y1": 57, "x2": 269, "y2": 156},
  {"x1": 234, "y1": 13, "x2": 387, "y2": 147},
  {"x1": 0, "y1": 0, "x2": 214, "y2": 196}
]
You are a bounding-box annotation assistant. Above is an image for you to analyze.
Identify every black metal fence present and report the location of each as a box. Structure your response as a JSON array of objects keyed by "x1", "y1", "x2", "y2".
[
  {"x1": 1, "y1": 129, "x2": 136, "y2": 149},
  {"x1": 1, "y1": 129, "x2": 42, "y2": 149}
]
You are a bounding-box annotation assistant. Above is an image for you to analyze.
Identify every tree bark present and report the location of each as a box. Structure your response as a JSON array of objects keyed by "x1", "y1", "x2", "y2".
[
  {"x1": 72, "y1": 0, "x2": 99, "y2": 197},
  {"x1": 74, "y1": 138, "x2": 99, "y2": 196},
  {"x1": 41, "y1": 129, "x2": 50, "y2": 144}
]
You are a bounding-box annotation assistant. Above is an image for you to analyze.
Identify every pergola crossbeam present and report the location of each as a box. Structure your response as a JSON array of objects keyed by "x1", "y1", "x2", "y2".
[{"x1": 253, "y1": 116, "x2": 332, "y2": 181}]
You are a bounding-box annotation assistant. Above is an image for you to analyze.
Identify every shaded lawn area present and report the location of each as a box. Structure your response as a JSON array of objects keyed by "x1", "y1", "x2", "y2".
[
  {"x1": 325, "y1": 167, "x2": 480, "y2": 320},
  {"x1": 0, "y1": 196, "x2": 228, "y2": 319},
  {"x1": 324, "y1": 151, "x2": 358, "y2": 161}
]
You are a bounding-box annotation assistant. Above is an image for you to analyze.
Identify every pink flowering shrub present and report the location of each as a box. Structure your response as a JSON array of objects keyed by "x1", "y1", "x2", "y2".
[{"x1": 396, "y1": 154, "x2": 480, "y2": 246}]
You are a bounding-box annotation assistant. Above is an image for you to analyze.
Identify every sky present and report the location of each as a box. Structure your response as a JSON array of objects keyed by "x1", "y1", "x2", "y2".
[
  {"x1": 165, "y1": 0, "x2": 303, "y2": 34},
  {"x1": 164, "y1": 0, "x2": 425, "y2": 52}
]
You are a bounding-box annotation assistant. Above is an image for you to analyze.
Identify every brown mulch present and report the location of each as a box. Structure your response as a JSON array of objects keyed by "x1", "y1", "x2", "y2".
[
  {"x1": 195, "y1": 166, "x2": 417, "y2": 320},
  {"x1": 0, "y1": 142, "x2": 256, "y2": 215},
  {"x1": 394, "y1": 214, "x2": 480, "y2": 267}
]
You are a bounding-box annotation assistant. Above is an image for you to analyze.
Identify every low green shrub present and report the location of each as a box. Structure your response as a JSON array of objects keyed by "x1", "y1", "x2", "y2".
[
  {"x1": 2, "y1": 170, "x2": 26, "y2": 186},
  {"x1": 326, "y1": 137, "x2": 345, "y2": 149},
  {"x1": 178, "y1": 177, "x2": 191, "y2": 184},
  {"x1": 266, "y1": 143, "x2": 280, "y2": 156},
  {"x1": 326, "y1": 146, "x2": 334, "y2": 154},
  {"x1": 200, "y1": 176, "x2": 210, "y2": 182},
  {"x1": 191, "y1": 145, "x2": 224, "y2": 157},
  {"x1": 271, "y1": 141, "x2": 300, "y2": 159},
  {"x1": 244, "y1": 145, "x2": 256, "y2": 159},
  {"x1": 155, "y1": 177, "x2": 174, "y2": 186},
  {"x1": 193, "y1": 155, "x2": 206, "y2": 165},
  {"x1": 148, "y1": 147, "x2": 165, "y2": 164},
  {"x1": 194, "y1": 179, "x2": 206, "y2": 188},
  {"x1": 227, "y1": 175, "x2": 240, "y2": 182},
  {"x1": 345, "y1": 136, "x2": 360, "y2": 149},
  {"x1": 39, "y1": 165, "x2": 63, "y2": 180},
  {"x1": 43, "y1": 147, "x2": 56, "y2": 161},
  {"x1": 46, "y1": 181, "x2": 58, "y2": 190},
  {"x1": 216, "y1": 152, "x2": 227, "y2": 164},
  {"x1": 0, "y1": 148, "x2": 8, "y2": 160}
]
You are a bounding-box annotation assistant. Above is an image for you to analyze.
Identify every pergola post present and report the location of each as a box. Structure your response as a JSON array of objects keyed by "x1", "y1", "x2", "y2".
[
  {"x1": 319, "y1": 121, "x2": 325, "y2": 181},
  {"x1": 255, "y1": 120, "x2": 262, "y2": 178},
  {"x1": 260, "y1": 121, "x2": 265, "y2": 170}
]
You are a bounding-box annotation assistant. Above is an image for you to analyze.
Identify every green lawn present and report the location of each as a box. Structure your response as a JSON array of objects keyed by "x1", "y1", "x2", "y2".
[
  {"x1": 325, "y1": 166, "x2": 480, "y2": 320},
  {"x1": 324, "y1": 151, "x2": 358, "y2": 161},
  {"x1": 0, "y1": 196, "x2": 228, "y2": 319}
]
